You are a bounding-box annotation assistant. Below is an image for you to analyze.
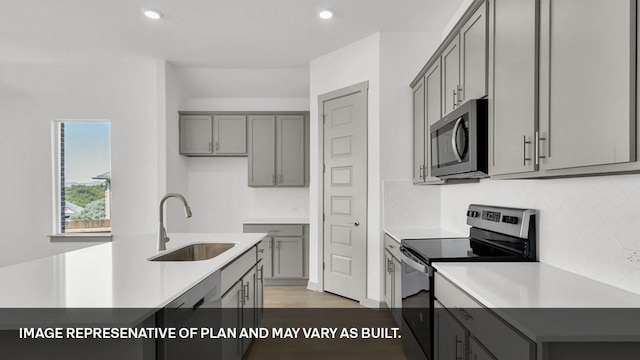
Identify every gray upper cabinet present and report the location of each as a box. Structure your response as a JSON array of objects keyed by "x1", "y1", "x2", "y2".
[
  {"x1": 538, "y1": 0, "x2": 636, "y2": 171},
  {"x1": 460, "y1": 2, "x2": 487, "y2": 103},
  {"x1": 248, "y1": 115, "x2": 277, "y2": 186},
  {"x1": 442, "y1": 37, "x2": 461, "y2": 116},
  {"x1": 425, "y1": 60, "x2": 445, "y2": 184},
  {"x1": 489, "y1": 0, "x2": 538, "y2": 176},
  {"x1": 249, "y1": 115, "x2": 306, "y2": 187},
  {"x1": 277, "y1": 115, "x2": 305, "y2": 186},
  {"x1": 180, "y1": 115, "x2": 213, "y2": 155},
  {"x1": 213, "y1": 115, "x2": 247, "y2": 155},
  {"x1": 413, "y1": 78, "x2": 426, "y2": 183}
]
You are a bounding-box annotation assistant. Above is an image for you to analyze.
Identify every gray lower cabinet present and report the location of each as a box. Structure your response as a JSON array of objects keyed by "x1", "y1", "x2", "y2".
[
  {"x1": 383, "y1": 234, "x2": 402, "y2": 325},
  {"x1": 434, "y1": 300, "x2": 468, "y2": 360},
  {"x1": 179, "y1": 114, "x2": 247, "y2": 156},
  {"x1": 248, "y1": 115, "x2": 305, "y2": 187},
  {"x1": 219, "y1": 246, "x2": 263, "y2": 360},
  {"x1": 435, "y1": 273, "x2": 535, "y2": 360},
  {"x1": 273, "y1": 237, "x2": 304, "y2": 278},
  {"x1": 243, "y1": 224, "x2": 309, "y2": 285}
]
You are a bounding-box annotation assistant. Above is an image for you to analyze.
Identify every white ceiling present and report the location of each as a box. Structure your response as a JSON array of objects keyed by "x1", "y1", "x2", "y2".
[{"x1": 0, "y1": 0, "x2": 465, "y2": 68}]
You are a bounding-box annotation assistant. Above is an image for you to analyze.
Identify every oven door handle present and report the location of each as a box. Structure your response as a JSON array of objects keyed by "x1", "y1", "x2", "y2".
[
  {"x1": 451, "y1": 117, "x2": 464, "y2": 163},
  {"x1": 400, "y1": 249, "x2": 430, "y2": 274}
]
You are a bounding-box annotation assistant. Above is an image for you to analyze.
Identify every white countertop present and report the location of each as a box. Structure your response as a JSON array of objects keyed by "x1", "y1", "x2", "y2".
[
  {"x1": 0, "y1": 233, "x2": 265, "y2": 309},
  {"x1": 434, "y1": 262, "x2": 640, "y2": 341},
  {"x1": 384, "y1": 227, "x2": 466, "y2": 243},
  {"x1": 244, "y1": 218, "x2": 309, "y2": 225}
]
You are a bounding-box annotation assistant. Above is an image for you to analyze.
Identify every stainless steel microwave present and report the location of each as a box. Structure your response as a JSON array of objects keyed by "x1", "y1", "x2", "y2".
[{"x1": 430, "y1": 99, "x2": 488, "y2": 179}]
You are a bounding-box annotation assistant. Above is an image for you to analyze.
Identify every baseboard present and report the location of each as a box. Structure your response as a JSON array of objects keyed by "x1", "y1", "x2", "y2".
[
  {"x1": 306, "y1": 281, "x2": 320, "y2": 291},
  {"x1": 264, "y1": 278, "x2": 308, "y2": 286},
  {"x1": 360, "y1": 298, "x2": 385, "y2": 309}
]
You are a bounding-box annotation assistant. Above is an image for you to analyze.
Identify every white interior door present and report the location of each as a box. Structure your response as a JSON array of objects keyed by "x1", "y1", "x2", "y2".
[{"x1": 321, "y1": 84, "x2": 367, "y2": 302}]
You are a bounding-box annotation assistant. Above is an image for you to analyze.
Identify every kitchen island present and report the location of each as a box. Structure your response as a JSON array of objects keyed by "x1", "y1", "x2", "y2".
[{"x1": 0, "y1": 232, "x2": 266, "y2": 360}]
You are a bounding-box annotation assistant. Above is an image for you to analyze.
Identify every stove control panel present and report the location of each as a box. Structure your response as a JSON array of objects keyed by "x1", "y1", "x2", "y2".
[{"x1": 466, "y1": 204, "x2": 536, "y2": 239}]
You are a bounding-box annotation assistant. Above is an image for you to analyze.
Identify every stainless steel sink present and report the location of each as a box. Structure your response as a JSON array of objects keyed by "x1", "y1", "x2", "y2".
[{"x1": 149, "y1": 243, "x2": 236, "y2": 262}]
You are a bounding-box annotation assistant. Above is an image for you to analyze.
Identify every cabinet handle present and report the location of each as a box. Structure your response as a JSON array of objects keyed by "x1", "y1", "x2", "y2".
[
  {"x1": 215, "y1": 141, "x2": 219, "y2": 150},
  {"x1": 244, "y1": 282, "x2": 250, "y2": 301},
  {"x1": 453, "y1": 89, "x2": 458, "y2": 108},
  {"x1": 455, "y1": 336, "x2": 464, "y2": 360},
  {"x1": 456, "y1": 307, "x2": 473, "y2": 321},
  {"x1": 522, "y1": 135, "x2": 532, "y2": 166},
  {"x1": 258, "y1": 249, "x2": 265, "y2": 253},
  {"x1": 239, "y1": 288, "x2": 245, "y2": 306},
  {"x1": 419, "y1": 165, "x2": 424, "y2": 180},
  {"x1": 456, "y1": 85, "x2": 463, "y2": 104},
  {"x1": 258, "y1": 267, "x2": 263, "y2": 282},
  {"x1": 389, "y1": 259, "x2": 394, "y2": 273},
  {"x1": 536, "y1": 131, "x2": 547, "y2": 165},
  {"x1": 279, "y1": 174, "x2": 283, "y2": 183},
  {"x1": 276, "y1": 241, "x2": 280, "y2": 250},
  {"x1": 209, "y1": 142, "x2": 212, "y2": 152},
  {"x1": 272, "y1": 174, "x2": 276, "y2": 185}
]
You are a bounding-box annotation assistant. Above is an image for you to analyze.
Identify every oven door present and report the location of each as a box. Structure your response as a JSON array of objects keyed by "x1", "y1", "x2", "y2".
[{"x1": 401, "y1": 247, "x2": 433, "y2": 360}]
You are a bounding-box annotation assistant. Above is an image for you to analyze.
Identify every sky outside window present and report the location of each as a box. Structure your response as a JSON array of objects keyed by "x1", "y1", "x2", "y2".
[{"x1": 64, "y1": 122, "x2": 111, "y2": 184}]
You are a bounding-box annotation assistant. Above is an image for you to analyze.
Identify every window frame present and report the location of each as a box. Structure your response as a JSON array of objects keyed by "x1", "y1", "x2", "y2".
[{"x1": 50, "y1": 119, "x2": 112, "y2": 242}]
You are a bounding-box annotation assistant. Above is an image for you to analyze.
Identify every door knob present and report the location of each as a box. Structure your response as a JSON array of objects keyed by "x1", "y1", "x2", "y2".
[{"x1": 349, "y1": 221, "x2": 360, "y2": 227}]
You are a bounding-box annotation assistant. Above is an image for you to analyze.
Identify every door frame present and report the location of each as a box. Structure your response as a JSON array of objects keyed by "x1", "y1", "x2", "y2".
[{"x1": 317, "y1": 81, "x2": 369, "y2": 302}]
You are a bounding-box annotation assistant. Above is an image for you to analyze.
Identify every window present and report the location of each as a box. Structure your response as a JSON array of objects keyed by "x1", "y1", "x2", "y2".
[{"x1": 52, "y1": 121, "x2": 111, "y2": 236}]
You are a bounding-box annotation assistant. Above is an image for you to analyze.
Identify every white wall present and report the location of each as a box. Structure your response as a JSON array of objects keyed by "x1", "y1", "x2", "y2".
[
  {"x1": 440, "y1": 175, "x2": 640, "y2": 296},
  {"x1": 0, "y1": 61, "x2": 161, "y2": 267},
  {"x1": 162, "y1": 62, "x2": 190, "y2": 232}
]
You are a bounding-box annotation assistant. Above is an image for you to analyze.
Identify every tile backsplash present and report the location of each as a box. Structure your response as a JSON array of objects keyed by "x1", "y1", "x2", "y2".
[
  {"x1": 440, "y1": 174, "x2": 640, "y2": 295},
  {"x1": 383, "y1": 180, "x2": 441, "y2": 229}
]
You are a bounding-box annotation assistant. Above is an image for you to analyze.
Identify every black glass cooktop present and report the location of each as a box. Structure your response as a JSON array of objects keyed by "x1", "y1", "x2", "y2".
[{"x1": 401, "y1": 236, "x2": 532, "y2": 265}]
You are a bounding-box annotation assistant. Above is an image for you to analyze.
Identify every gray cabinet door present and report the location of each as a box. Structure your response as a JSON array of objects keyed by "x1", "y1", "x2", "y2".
[
  {"x1": 392, "y1": 256, "x2": 402, "y2": 324},
  {"x1": 273, "y1": 236, "x2": 303, "y2": 278},
  {"x1": 383, "y1": 250, "x2": 393, "y2": 308},
  {"x1": 460, "y1": 1, "x2": 487, "y2": 103},
  {"x1": 413, "y1": 78, "x2": 426, "y2": 183},
  {"x1": 442, "y1": 37, "x2": 460, "y2": 116},
  {"x1": 180, "y1": 115, "x2": 213, "y2": 155},
  {"x1": 221, "y1": 280, "x2": 243, "y2": 360},
  {"x1": 213, "y1": 115, "x2": 247, "y2": 155},
  {"x1": 434, "y1": 302, "x2": 468, "y2": 360},
  {"x1": 259, "y1": 237, "x2": 273, "y2": 278},
  {"x1": 539, "y1": 0, "x2": 635, "y2": 170},
  {"x1": 490, "y1": 0, "x2": 538, "y2": 175},
  {"x1": 424, "y1": 60, "x2": 444, "y2": 183},
  {"x1": 469, "y1": 336, "x2": 497, "y2": 360},
  {"x1": 241, "y1": 266, "x2": 256, "y2": 352},
  {"x1": 248, "y1": 115, "x2": 276, "y2": 186},
  {"x1": 256, "y1": 260, "x2": 265, "y2": 325},
  {"x1": 277, "y1": 115, "x2": 305, "y2": 186}
]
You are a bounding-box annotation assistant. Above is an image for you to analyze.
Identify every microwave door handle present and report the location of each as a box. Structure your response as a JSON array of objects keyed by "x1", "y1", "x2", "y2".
[
  {"x1": 451, "y1": 117, "x2": 464, "y2": 163},
  {"x1": 400, "y1": 249, "x2": 429, "y2": 274}
]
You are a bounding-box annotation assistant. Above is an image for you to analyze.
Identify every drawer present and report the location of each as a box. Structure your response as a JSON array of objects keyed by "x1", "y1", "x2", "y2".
[
  {"x1": 221, "y1": 246, "x2": 256, "y2": 295},
  {"x1": 435, "y1": 273, "x2": 534, "y2": 359},
  {"x1": 243, "y1": 224, "x2": 304, "y2": 237}
]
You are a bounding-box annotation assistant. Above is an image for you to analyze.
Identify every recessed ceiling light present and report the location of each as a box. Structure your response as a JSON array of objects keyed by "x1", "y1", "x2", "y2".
[
  {"x1": 143, "y1": 9, "x2": 163, "y2": 20},
  {"x1": 319, "y1": 10, "x2": 334, "y2": 20}
]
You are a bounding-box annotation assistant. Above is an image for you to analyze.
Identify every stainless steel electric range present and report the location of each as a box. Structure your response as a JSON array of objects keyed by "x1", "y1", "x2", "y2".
[{"x1": 399, "y1": 204, "x2": 537, "y2": 360}]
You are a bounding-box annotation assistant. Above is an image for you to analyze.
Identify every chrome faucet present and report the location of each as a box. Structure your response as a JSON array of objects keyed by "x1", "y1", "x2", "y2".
[{"x1": 158, "y1": 193, "x2": 192, "y2": 251}]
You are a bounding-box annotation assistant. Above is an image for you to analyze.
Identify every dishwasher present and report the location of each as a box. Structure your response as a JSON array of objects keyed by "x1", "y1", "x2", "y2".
[{"x1": 156, "y1": 270, "x2": 222, "y2": 360}]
